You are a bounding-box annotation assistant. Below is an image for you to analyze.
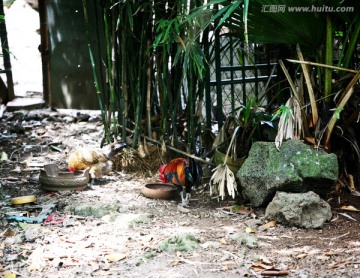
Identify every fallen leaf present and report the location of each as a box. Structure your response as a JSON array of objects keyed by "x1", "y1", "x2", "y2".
[
  {"x1": 350, "y1": 190, "x2": 360, "y2": 196},
  {"x1": 36, "y1": 127, "x2": 47, "y2": 135},
  {"x1": 316, "y1": 255, "x2": 330, "y2": 261},
  {"x1": 27, "y1": 263, "x2": 42, "y2": 271},
  {"x1": 348, "y1": 174, "x2": 355, "y2": 191},
  {"x1": 296, "y1": 253, "x2": 308, "y2": 259},
  {"x1": 305, "y1": 136, "x2": 316, "y2": 145},
  {"x1": 338, "y1": 212, "x2": 357, "y2": 221},
  {"x1": 261, "y1": 269, "x2": 290, "y2": 276},
  {"x1": 171, "y1": 259, "x2": 181, "y2": 266},
  {"x1": 251, "y1": 261, "x2": 274, "y2": 270},
  {"x1": 340, "y1": 205, "x2": 359, "y2": 212},
  {"x1": 3, "y1": 229, "x2": 16, "y2": 237},
  {"x1": 263, "y1": 220, "x2": 277, "y2": 229},
  {"x1": 260, "y1": 257, "x2": 273, "y2": 265},
  {"x1": 105, "y1": 252, "x2": 127, "y2": 263},
  {"x1": 219, "y1": 238, "x2": 227, "y2": 245},
  {"x1": 245, "y1": 227, "x2": 256, "y2": 233},
  {"x1": 1, "y1": 152, "x2": 8, "y2": 161},
  {"x1": 5, "y1": 176, "x2": 19, "y2": 181},
  {"x1": 11, "y1": 167, "x2": 21, "y2": 173},
  {"x1": 328, "y1": 261, "x2": 348, "y2": 269},
  {"x1": 324, "y1": 250, "x2": 339, "y2": 256},
  {"x1": 226, "y1": 205, "x2": 253, "y2": 215},
  {"x1": 3, "y1": 273, "x2": 16, "y2": 278}
]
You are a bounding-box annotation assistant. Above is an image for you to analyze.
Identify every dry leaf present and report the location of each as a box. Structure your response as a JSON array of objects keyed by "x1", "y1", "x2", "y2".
[
  {"x1": 340, "y1": 205, "x2": 359, "y2": 212},
  {"x1": 3, "y1": 229, "x2": 16, "y2": 237},
  {"x1": 105, "y1": 252, "x2": 127, "y2": 263},
  {"x1": 263, "y1": 220, "x2": 277, "y2": 229},
  {"x1": 274, "y1": 97, "x2": 302, "y2": 150},
  {"x1": 350, "y1": 190, "x2": 360, "y2": 196},
  {"x1": 5, "y1": 176, "x2": 19, "y2": 181},
  {"x1": 316, "y1": 255, "x2": 330, "y2": 261},
  {"x1": 245, "y1": 227, "x2": 256, "y2": 233},
  {"x1": 251, "y1": 261, "x2": 274, "y2": 270},
  {"x1": 1, "y1": 151, "x2": 8, "y2": 161},
  {"x1": 11, "y1": 167, "x2": 21, "y2": 173},
  {"x1": 305, "y1": 136, "x2": 316, "y2": 145},
  {"x1": 328, "y1": 262, "x2": 348, "y2": 269},
  {"x1": 261, "y1": 269, "x2": 290, "y2": 276},
  {"x1": 338, "y1": 212, "x2": 357, "y2": 221},
  {"x1": 233, "y1": 207, "x2": 252, "y2": 215},
  {"x1": 348, "y1": 174, "x2": 355, "y2": 190},
  {"x1": 296, "y1": 253, "x2": 308, "y2": 259},
  {"x1": 27, "y1": 263, "x2": 42, "y2": 271},
  {"x1": 219, "y1": 238, "x2": 227, "y2": 245},
  {"x1": 3, "y1": 273, "x2": 16, "y2": 278},
  {"x1": 324, "y1": 250, "x2": 338, "y2": 256},
  {"x1": 223, "y1": 206, "x2": 252, "y2": 215},
  {"x1": 171, "y1": 259, "x2": 181, "y2": 266},
  {"x1": 260, "y1": 257, "x2": 273, "y2": 265}
]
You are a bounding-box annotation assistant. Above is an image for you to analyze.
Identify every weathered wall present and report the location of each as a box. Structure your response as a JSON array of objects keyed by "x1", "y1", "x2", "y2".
[{"x1": 47, "y1": 0, "x2": 103, "y2": 109}]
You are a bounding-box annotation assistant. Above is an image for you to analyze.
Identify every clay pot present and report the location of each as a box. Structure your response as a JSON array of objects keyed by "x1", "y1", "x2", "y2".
[{"x1": 141, "y1": 183, "x2": 179, "y2": 200}]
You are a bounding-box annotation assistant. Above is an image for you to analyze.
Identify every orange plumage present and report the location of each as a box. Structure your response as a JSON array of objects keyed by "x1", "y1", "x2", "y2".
[
  {"x1": 68, "y1": 142, "x2": 127, "y2": 181},
  {"x1": 159, "y1": 157, "x2": 202, "y2": 206}
]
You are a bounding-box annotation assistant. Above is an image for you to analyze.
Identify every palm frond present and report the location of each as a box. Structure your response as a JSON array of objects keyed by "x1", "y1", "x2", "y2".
[
  {"x1": 274, "y1": 97, "x2": 302, "y2": 150},
  {"x1": 210, "y1": 126, "x2": 239, "y2": 200}
]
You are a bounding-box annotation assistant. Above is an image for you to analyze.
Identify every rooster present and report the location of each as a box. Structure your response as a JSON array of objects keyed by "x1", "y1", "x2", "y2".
[
  {"x1": 159, "y1": 157, "x2": 203, "y2": 206},
  {"x1": 68, "y1": 142, "x2": 127, "y2": 183}
]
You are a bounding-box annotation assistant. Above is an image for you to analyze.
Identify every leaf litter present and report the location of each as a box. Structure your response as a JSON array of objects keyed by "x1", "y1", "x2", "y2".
[{"x1": 0, "y1": 109, "x2": 360, "y2": 277}]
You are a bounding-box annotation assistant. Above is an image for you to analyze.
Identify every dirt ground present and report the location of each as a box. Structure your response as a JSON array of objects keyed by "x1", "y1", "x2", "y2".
[{"x1": 1, "y1": 109, "x2": 360, "y2": 278}]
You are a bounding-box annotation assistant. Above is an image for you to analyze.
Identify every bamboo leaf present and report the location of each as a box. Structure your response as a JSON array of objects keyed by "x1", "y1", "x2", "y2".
[{"x1": 217, "y1": 1, "x2": 242, "y2": 27}]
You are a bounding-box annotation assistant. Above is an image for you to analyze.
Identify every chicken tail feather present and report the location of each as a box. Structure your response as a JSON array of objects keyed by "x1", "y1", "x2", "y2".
[{"x1": 104, "y1": 142, "x2": 128, "y2": 159}]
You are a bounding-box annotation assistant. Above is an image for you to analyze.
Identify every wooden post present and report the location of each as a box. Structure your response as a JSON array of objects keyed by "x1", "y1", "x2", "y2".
[
  {"x1": 39, "y1": 0, "x2": 51, "y2": 106},
  {"x1": 0, "y1": 0, "x2": 15, "y2": 101}
]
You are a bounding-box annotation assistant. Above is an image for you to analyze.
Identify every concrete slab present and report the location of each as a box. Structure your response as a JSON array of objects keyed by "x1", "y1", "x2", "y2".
[{"x1": 6, "y1": 97, "x2": 46, "y2": 111}]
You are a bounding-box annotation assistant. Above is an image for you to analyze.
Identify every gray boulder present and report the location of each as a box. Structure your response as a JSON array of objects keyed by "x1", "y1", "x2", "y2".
[
  {"x1": 237, "y1": 140, "x2": 338, "y2": 207},
  {"x1": 265, "y1": 191, "x2": 332, "y2": 229}
]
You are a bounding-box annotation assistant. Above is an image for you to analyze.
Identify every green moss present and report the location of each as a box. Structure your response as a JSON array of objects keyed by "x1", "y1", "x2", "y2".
[
  {"x1": 128, "y1": 214, "x2": 152, "y2": 228},
  {"x1": 144, "y1": 251, "x2": 157, "y2": 260},
  {"x1": 71, "y1": 203, "x2": 121, "y2": 218},
  {"x1": 158, "y1": 234, "x2": 199, "y2": 252}
]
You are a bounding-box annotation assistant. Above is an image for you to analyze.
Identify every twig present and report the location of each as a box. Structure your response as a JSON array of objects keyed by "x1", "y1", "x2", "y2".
[
  {"x1": 336, "y1": 212, "x2": 357, "y2": 221},
  {"x1": 319, "y1": 232, "x2": 350, "y2": 240},
  {"x1": 118, "y1": 125, "x2": 215, "y2": 166},
  {"x1": 175, "y1": 257, "x2": 224, "y2": 266}
]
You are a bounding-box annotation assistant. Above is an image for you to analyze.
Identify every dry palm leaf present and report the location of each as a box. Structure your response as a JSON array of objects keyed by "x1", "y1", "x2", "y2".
[
  {"x1": 274, "y1": 97, "x2": 302, "y2": 150},
  {"x1": 210, "y1": 126, "x2": 239, "y2": 200}
]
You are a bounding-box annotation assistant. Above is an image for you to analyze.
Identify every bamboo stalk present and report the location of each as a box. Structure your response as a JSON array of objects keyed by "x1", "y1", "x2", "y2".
[
  {"x1": 324, "y1": 14, "x2": 333, "y2": 103},
  {"x1": 278, "y1": 60, "x2": 299, "y2": 100},
  {"x1": 83, "y1": 0, "x2": 110, "y2": 144},
  {"x1": 121, "y1": 25, "x2": 128, "y2": 142},
  {"x1": 146, "y1": 39, "x2": 152, "y2": 138},
  {"x1": 342, "y1": 19, "x2": 360, "y2": 71},
  {"x1": 286, "y1": 59, "x2": 358, "y2": 74},
  {"x1": 296, "y1": 44, "x2": 318, "y2": 127},
  {"x1": 324, "y1": 70, "x2": 360, "y2": 150}
]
